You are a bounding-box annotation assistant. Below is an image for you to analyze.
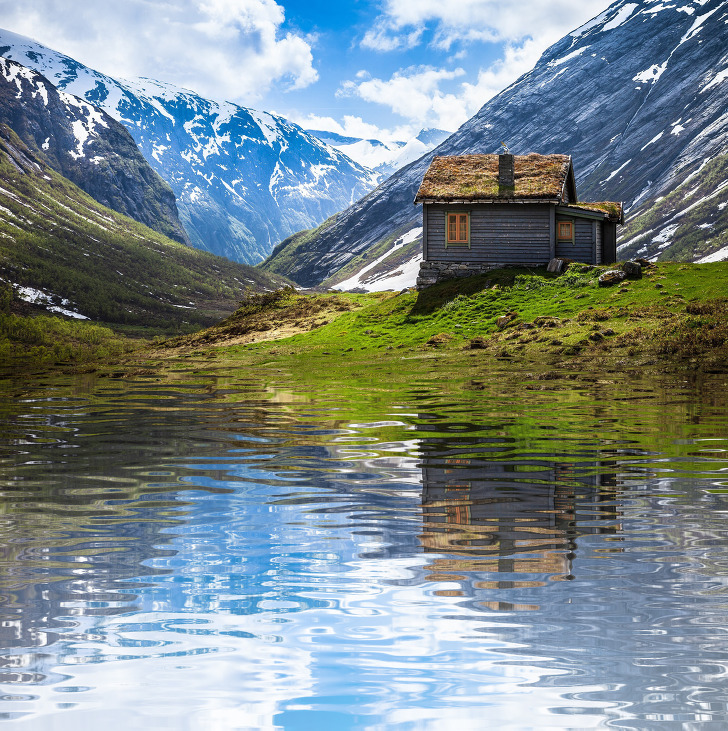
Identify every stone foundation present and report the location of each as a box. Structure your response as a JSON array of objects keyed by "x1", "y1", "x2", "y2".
[{"x1": 416, "y1": 261, "x2": 502, "y2": 289}]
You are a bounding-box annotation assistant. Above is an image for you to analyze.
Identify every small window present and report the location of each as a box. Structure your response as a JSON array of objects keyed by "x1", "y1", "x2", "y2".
[
  {"x1": 557, "y1": 220, "x2": 573, "y2": 241},
  {"x1": 447, "y1": 212, "x2": 469, "y2": 246}
]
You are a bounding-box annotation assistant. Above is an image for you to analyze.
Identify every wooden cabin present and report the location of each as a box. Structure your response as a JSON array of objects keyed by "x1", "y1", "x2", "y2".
[{"x1": 414, "y1": 153, "x2": 623, "y2": 288}]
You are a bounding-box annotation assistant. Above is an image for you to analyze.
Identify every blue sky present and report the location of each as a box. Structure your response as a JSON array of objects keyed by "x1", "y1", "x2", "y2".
[{"x1": 1, "y1": 0, "x2": 613, "y2": 143}]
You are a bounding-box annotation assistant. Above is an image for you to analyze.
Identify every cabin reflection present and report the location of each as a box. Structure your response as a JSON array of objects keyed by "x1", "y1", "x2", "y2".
[{"x1": 419, "y1": 451, "x2": 619, "y2": 609}]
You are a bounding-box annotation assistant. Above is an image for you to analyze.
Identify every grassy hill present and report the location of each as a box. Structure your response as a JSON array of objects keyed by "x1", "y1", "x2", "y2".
[
  {"x1": 0, "y1": 125, "x2": 285, "y2": 330},
  {"x1": 157, "y1": 260, "x2": 728, "y2": 375},
  {"x1": 618, "y1": 153, "x2": 728, "y2": 263},
  {"x1": 0, "y1": 124, "x2": 290, "y2": 372}
]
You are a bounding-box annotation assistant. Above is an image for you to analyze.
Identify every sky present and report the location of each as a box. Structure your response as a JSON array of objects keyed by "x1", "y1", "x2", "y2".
[{"x1": 0, "y1": 0, "x2": 614, "y2": 143}]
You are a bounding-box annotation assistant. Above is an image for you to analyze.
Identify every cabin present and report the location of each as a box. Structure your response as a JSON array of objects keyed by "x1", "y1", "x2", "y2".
[{"x1": 414, "y1": 152, "x2": 623, "y2": 288}]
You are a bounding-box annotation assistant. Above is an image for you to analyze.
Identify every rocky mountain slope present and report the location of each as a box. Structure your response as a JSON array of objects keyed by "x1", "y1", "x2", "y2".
[
  {"x1": 0, "y1": 124, "x2": 285, "y2": 329},
  {"x1": 0, "y1": 29, "x2": 378, "y2": 264},
  {"x1": 264, "y1": 0, "x2": 728, "y2": 288},
  {"x1": 0, "y1": 57, "x2": 188, "y2": 244}
]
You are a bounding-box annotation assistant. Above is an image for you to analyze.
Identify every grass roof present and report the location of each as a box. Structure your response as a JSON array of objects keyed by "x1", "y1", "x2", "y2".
[
  {"x1": 414, "y1": 153, "x2": 572, "y2": 202},
  {"x1": 565, "y1": 202, "x2": 624, "y2": 223}
]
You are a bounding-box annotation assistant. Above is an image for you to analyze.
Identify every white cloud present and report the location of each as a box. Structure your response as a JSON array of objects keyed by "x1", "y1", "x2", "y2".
[
  {"x1": 338, "y1": 66, "x2": 471, "y2": 131},
  {"x1": 352, "y1": 0, "x2": 611, "y2": 130},
  {"x1": 363, "y1": 0, "x2": 610, "y2": 52},
  {"x1": 0, "y1": 0, "x2": 317, "y2": 103}
]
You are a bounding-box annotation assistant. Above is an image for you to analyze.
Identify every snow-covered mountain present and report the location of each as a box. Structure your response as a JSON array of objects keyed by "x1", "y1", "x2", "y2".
[
  {"x1": 0, "y1": 29, "x2": 378, "y2": 264},
  {"x1": 307, "y1": 127, "x2": 450, "y2": 181},
  {"x1": 265, "y1": 0, "x2": 728, "y2": 288},
  {"x1": 0, "y1": 57, "x2": 189, "y2": 244}
]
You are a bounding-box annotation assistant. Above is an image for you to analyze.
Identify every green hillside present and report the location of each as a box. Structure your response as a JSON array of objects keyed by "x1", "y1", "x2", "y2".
[
  {"x1": 160, "y1": 260, "x2": 728, "y2": 375},
  {"x1": 0, "y1": 124, "x2": 285, "y2": 332}
]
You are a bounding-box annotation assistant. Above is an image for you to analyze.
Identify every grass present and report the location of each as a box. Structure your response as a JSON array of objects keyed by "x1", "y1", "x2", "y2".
[
  {"x1": 148, "y1": 261, "x2": 728, "y2": 375},
  {"x1": 0, "y1": 125, "x2": 286, "y2": 331},
  {"x1": 0, "y1": 282, "x2": 142, "y2": 374}
]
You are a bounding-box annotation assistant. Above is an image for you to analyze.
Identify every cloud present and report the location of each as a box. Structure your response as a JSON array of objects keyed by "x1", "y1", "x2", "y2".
[
  {"x1": 0, "y1": 0, "x2": 317, "y2": 103},
  {"x1": 362, "y1": 0, "x2": 610, "y2": 52},
  {"x1": 337, "y1": 52, "x2": 540, "y2": 132},
  {"x1": 352, "y1": 0, "x2": 612, "y2": 130},
  {"x1": 338, "y1": 66, "x2": 471, "y2": 131}
]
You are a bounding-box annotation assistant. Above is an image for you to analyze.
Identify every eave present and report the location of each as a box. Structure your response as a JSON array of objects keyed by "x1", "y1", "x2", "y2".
[{"x1": 416, "y1": 198, "x2": 562, "y2": 206}]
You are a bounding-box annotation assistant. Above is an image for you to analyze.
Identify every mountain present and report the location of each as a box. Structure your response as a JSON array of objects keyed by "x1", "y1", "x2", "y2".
[
  {"x1": 0, "y1": 57, "x2": 188, "y2": 244},
  {"x1": 264, "y1": 0, "x2": 728, "y2": 288},
  {"x1": 307, "y1": 127, "x2": 451, "y2": 181},
  {"x1": 0, "y1": 123, "x2": 285, "y2": 329},
  {"x1": 0, "y1": 29, "x2": 378, "y2": 264}
]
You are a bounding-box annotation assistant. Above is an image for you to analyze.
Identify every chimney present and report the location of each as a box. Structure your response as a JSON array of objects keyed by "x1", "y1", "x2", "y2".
[{"x1": 498, "y1": 153, "x2": 515, "y2": 188}]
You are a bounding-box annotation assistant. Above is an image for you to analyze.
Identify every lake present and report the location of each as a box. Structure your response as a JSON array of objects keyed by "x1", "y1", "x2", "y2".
[{"x1": 0, "y1": 356, "x2": 727, "y2": 729}]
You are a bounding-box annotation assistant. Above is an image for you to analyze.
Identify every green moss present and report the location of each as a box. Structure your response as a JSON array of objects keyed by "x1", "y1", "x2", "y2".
[{"x1": 160, "y1": 261, "x2": 728, "y2": 373}]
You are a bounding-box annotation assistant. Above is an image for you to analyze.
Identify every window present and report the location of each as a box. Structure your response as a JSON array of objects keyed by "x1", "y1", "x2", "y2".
[
  {"x1": 447, "y1": 212, "x2": 470, "y2": 246},
  {"x1": 557, "y1": 220, "x2": 573, "y2": 242}
]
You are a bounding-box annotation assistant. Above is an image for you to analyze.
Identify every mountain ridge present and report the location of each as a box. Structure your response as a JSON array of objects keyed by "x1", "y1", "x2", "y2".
[
  {"x1": 0, "y1": 56, "x2": 189, "y2": 244},
  {"x1": 0, "y1": 122, "x2": 285, "y2": 328},
  {"x1": 0, "y1": 28, "x2": 378, "y2": 264}
]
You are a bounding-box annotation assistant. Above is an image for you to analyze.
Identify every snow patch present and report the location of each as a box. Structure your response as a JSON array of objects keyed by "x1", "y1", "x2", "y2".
[
  {"x1": 60, "y1": 91, "x2": 109, "y2": 159},
  {"x1": 701, "y1": 68, "x2": 728, "y2": 93},
  {"x1": 602, "y1": 3, "x2": 639, "y2": 31},
  {"x1": 652, "y1": 224, "x2": 680, "y2": 249},
  {"x1": 250, "y1": 110, "x2": 281, "y2": 146},
  {"x1": 697, "y1": 245, "x2": 728, "y2": 263},
  {"x1": 570, "y1": 8, "x2": 611, "y2": 36},
  {"x1": 633, "y1": 61, "x2": 668, "y2": 84},
  {"x1": 601, "y1": 159, "x2": 631, "y2": 184},
  {"x1": 334, "y1": 227, "x2": 422, "y2": 292},
  {"x1": 641, "y1": 131, "x2": 664, "y2": 150},
  {"x1": 14, "y1": 285, "x2": 88, "y2": 319},
  {"x1": 550, "y1": 46, "x2": 589, "y2": 67}
]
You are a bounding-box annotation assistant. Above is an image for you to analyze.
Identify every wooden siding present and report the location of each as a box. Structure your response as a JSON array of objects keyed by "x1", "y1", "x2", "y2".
[
  {"x1": 603, "y1": 222, "x2": 617, "y2": 263},
  {"x1": 425, "y1": 203, "x2": 552, "y2": 265},
  {"x1": 596, "y1": 221, "x2": 602, "y2": 265},
  {"x1": 556, "y1": 217, "x2": 594, "y2": 262}
]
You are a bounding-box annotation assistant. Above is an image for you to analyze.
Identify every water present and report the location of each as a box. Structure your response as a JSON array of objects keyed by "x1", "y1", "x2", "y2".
[{"x1": 0, "y1": 359, "x2": 727, "y2": 730}]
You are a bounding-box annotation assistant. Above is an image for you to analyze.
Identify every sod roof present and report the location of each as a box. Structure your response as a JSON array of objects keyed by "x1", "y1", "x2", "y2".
[
  {"x1": 414, "y1": 153, "x2": 573, "y2": 202},
  {"x1": 562, "y1": 202, "x2": 624, "y2": 223}
]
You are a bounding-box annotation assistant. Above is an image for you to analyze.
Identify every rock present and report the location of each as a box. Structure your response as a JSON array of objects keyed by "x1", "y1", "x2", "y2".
[
  {"x1": 468, "y1": 336, "x2": 487, "y2": 349},
  {"x1": 602, "y1": 328, "x2": 615, "y2": 336},
  {"x1": 547, "y1": 258, "x2": 565, "y2": 274},
  {"x1": 589, "y1": 331, "x2": 604, "y2": 342},
  {"x1": 496, "y1": 312, "x2": 518, "y2": 329},
  {"x1": 598, "y1": 270, "x2": 626, "y2": 287},
  {"x1": 622, "y1": 260, "x2": 642, "y2": 278}
]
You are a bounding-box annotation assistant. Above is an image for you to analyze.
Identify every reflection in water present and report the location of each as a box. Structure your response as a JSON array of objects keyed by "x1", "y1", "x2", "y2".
[
  {"x1": 420, "y1": 453, "x2": 619, "y2": 608},
  {"x1": 0, "y1": 367, "x2": 726, "y2": 728}
]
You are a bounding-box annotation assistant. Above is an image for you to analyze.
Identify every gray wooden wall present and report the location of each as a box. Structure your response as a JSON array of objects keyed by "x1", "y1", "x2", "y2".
[
  {"x1": 424, "y1": 203, "x2": 552, "y2": 266},
  {"x1": 556, "y1": 218, "x2": 595, "y2": 262}
]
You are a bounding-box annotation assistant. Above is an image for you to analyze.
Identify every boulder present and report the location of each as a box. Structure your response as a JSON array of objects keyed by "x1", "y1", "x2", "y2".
[
  {"x1": 622, "y1": 260, "x2": 642, "y2": 278},
  {"x1": 496, "y1": 312, "x2": 518, "y2": 329},
  {"x1": 598, "y1": 270, "x2": 626, "y2": 287},
  {"x1": 547, "y1": 258, "x2": 564, "y2": 274}
]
